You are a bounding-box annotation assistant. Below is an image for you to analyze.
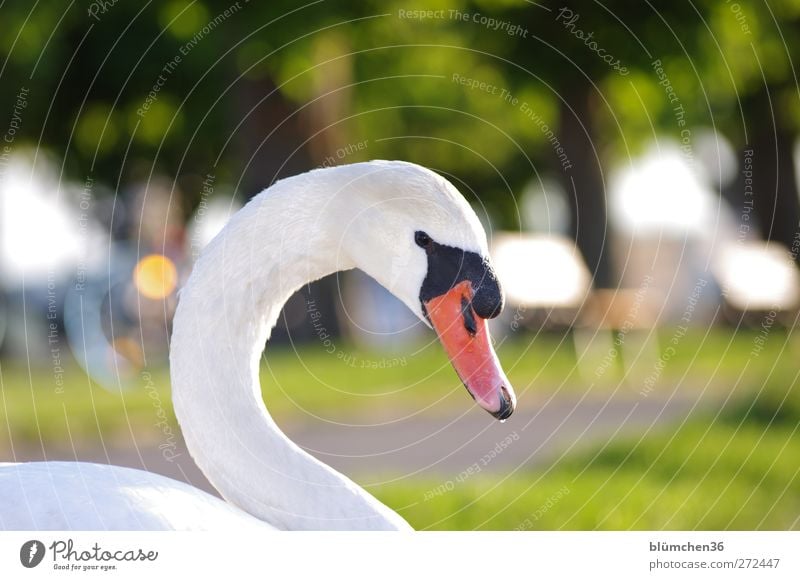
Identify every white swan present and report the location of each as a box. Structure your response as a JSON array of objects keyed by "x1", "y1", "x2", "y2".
[{"x1": 0, "y1": 161, "x2": 516, "y2": 531}]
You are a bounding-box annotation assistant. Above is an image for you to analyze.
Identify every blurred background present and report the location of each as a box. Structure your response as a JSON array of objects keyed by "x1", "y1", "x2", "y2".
[{"x1": 1, "y1": 0, "x2": 799, "y2": 530}]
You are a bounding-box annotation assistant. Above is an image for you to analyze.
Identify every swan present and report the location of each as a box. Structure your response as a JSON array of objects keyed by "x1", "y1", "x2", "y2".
[{"x1": 0, "y1": 160, "x2": 516, "y2": 531}]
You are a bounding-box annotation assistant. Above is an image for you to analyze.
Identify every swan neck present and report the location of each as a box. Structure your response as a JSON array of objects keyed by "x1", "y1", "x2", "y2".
[{"x1": 170, "y1": 169, "x2": 409, "y2": 530}]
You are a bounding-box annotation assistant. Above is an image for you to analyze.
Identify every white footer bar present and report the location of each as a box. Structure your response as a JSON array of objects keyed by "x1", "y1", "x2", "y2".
[{"x1": 1, "y1": 531, "x2": 797, "y2": 579}]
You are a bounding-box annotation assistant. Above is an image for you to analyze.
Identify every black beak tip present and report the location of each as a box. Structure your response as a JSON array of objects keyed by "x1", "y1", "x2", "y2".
[{"x1": 490, "y1": 386, "x2": 515, "y2": 420}]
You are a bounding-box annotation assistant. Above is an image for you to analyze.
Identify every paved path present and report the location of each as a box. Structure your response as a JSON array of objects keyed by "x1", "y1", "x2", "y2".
[{"x1": 11, "y1": 394, "x2": 698, "y2": 495}]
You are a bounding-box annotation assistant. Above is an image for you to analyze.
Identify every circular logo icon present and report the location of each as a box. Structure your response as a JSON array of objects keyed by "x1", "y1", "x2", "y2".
[{"x1": 20, "y1": 540, "x2": 45, "y2": 568}]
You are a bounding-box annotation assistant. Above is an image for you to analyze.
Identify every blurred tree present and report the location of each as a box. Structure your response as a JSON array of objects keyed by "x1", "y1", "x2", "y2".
[
  {"x1": 1, "y1": 0, "x2": 798, "y2": 276},
  {"x1": 696, "y1": 0, "x2": 800, "y2": 261},
  {"x1": 488, "y1": 1, "x2": 709, "y2": 285}
]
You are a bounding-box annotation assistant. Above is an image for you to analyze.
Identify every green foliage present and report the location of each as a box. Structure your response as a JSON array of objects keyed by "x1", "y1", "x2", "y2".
[{"x1": 2, "y1": 0, "x2": 796, "y2": 224}]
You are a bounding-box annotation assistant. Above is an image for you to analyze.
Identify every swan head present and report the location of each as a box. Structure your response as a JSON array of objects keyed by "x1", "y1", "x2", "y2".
[{"x1": 339, "y1": 161, "x2": 516, "y2": 420}]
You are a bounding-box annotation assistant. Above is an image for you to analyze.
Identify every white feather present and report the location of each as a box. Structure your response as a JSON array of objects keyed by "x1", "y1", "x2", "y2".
[{"x1": 0, "y1": 161, "x2": 489, "y2": 531}]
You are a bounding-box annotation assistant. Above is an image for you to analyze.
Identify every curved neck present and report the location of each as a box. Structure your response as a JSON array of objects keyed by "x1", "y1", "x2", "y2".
[{"x1": 170, "y1": 166, "x2": 410, "y2": 530}]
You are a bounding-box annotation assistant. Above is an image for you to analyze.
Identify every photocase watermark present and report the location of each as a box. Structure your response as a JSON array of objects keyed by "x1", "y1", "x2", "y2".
[
  {"x1": 178, "y1": 1, "x2": 247, "y2": 57},
  {"x1": 3, "y1": 86, "x2": 29, "y2": 144},
  {"x1": 87, "y1": 0, "x2": 120, "y2": 22},
  {"x1": 20, "y1": 540, "x2": 46, "y2": 568},
  {"x1": 791, "y1": 227, "x2": 800, "y2": 266},
  {"x1": 189, "y1": 173, "x2": 216, "y2": 260},
  {"x1": 397, "y1": 8, "x2": 448, "y2": 20},
  {"x1": 46, "y1": 269, "x2": 65, "y2": 395},
  {"x1": 308, "y1": 298, "x2": 337, "y2": 353},
  {"x1": 449, "y1": 9, "x2": 528, "y2": 38},
  {"x1": 748, "y1": 221, "x2": 800, "y2": 359},
  {"x1": 510, "y1": 304, "x2": 528, "y2": 332},
  {"x1": 726, "y1": 0, "x2": 752, "y2": 36},
  {"x1": 141, "y1": 371, "x2": 182, "y2": 462},
  {"x1": 452, "y1": 73, "x2": 518, "y2": 105},
  {"x1": 397, "y1": 8, "x2": 529, "y2": 37},
  {"x1": 337, "y1": 351, "x2": 408, "y2": 370},
  {"x1": 520, "y1": 101, "x2": 573, "y2": 171},
  {"x1": 75, "y1": 175, "x2": 94, "y2": 293},
  {"x1": 750, "y1": 309, "x2": 777, "y2": 358},
  {"x1": 422, "y1": 431, "x2": 519, "y2": 501},
  {"x1": 452, "y1": 72, "x2": 573, "y2": 171},
  {"x1": 137, "y1": 1, "x2": 246, "y2": 118},
  {"x1": 640, "y1": 277, "x2": 708, "y2": 397},
  {"x1": 555, "y1": 8, "x2": 629, "y2": 76},
  {"x1": 45, "y1": 538, "x2": 157, "y2": 572},
  {"x1": 594, "y1": 275, "x2": 654, "y2": 378},
  {"x1": 737, "y1": 148, "x2": 754, "y2": 242},
  {"x1": 20, "y1": 537, "x2": 159, "y2": 572},
  {"x1": 306, "y1": 298, "x2": 407, "y2": 369},
  {"x1": 652, "y1": 58, "x2": 693, "y2": 165},
  {"x1": 138, "y1": 60, "x2": 179, "y2": 118},
  {"x1": 317, "y1": 139, "x2": 369, "y2": 169},
  {"x1": 0, "y1": 86, "x2": 30, "y2": 182},
  {"x1": 514, "y1": 485, "x2": 570, "y2": 530}
]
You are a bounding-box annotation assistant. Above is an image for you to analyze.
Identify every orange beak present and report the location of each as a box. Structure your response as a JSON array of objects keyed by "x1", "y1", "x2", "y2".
[{"x1": 424, "y1": 280, "x2": 516, "y2": 420}]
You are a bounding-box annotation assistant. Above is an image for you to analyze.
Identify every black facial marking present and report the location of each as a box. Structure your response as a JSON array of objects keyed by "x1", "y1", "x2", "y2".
[{"x1": 417, "y1": 232, "x2": 504, "y2": 320}]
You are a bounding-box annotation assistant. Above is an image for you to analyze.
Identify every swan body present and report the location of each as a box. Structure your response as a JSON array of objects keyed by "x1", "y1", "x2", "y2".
[
  {"x1": 0, "y1": 160, "x2": 514, "y2": 530},
  {"x1": 0, "y1": 462, "x2": 274, "y2": 530}
]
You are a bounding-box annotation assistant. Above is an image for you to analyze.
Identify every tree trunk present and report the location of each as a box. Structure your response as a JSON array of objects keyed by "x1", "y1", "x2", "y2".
[
  {"x1": 233, "y1": 75, "x2": 341, "y2": 343},
  {"x1": 558, "y1": 83, "x2": 614, "y2": 288},
  {"x1": 233, "y1": 75, "x2": 315, "y2": 195},
  {"x1": 748, "y1": 90, "x2": 800, "y2": 260}
]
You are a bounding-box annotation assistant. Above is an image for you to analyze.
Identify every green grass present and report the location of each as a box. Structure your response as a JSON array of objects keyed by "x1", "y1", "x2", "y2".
[
  {"x1": 1, "y1": 327, "x2": 798, "y2": 529},
  {"x1": 372, "y1": 388, "x2": 800, "y2": 530},
  {"x1": 1, "y1": 326, "x2": 795, "y2": 445}
]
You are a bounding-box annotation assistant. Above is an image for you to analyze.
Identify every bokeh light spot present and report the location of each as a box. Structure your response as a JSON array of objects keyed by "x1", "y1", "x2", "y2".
[{"x1": 134, "y1": 254, "x2": 177, "y2": 299}]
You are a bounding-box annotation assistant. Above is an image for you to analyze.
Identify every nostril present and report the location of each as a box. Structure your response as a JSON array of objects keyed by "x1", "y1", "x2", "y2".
[{"x1": 460, "y1": 296, "x2": 477, "y2": 336}]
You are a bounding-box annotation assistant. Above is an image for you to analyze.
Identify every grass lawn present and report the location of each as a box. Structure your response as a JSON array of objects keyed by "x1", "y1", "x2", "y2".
[
  {"x1": 373, "y1": 407, "x2": 800, "y2": 530},
  {"x1": 1, "y1": 327, "x2": 798, "y2": 529},
  {"x1": 2, "y1": 326, "x2": 794, "y2": 440}
]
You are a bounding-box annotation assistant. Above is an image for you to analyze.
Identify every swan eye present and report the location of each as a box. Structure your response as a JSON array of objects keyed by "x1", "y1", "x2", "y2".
[{"x1": 415, "y1": 231, "x2": 433, "y2": 249}]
